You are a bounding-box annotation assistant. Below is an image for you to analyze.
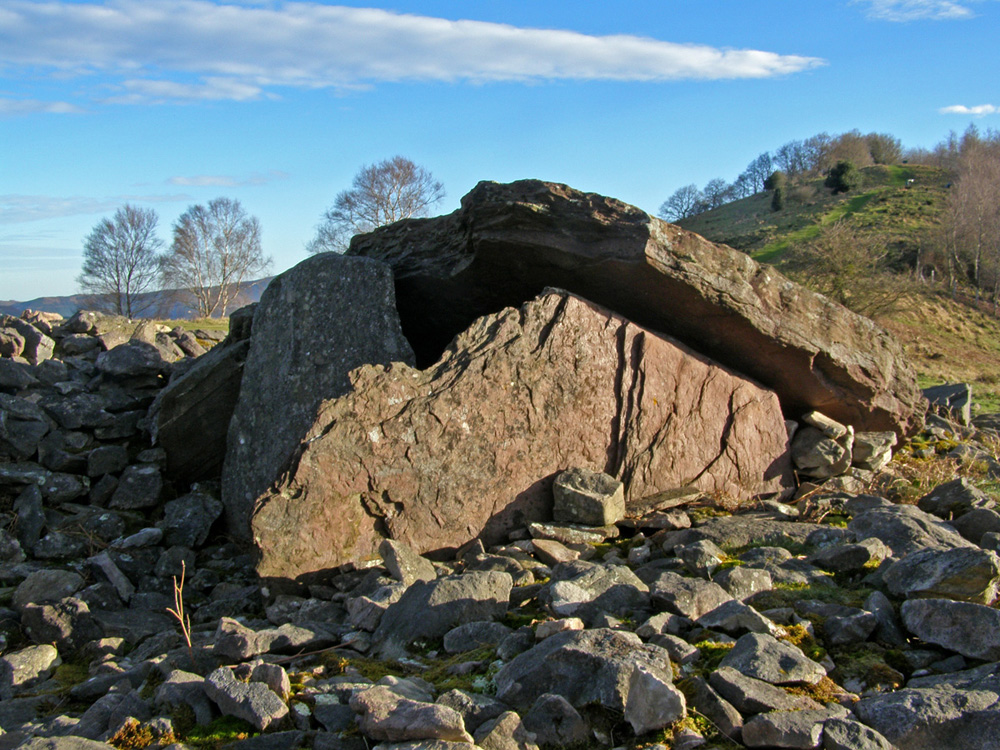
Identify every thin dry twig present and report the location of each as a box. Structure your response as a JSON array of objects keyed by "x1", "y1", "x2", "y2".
[{"x1": 166, "y1": 560, "x2": 195, "y2": 666}]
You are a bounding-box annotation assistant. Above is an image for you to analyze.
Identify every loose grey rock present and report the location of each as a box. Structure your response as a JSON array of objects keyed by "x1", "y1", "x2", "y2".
[
  {"x1": 160, "y1": 489, "x2": 224, "y2": 548},
  {"x1": 436, "y1": 689, "x2": 508, "y2": 734},
  {"x1": 742, "y1": 708, "x2": 849, "y2": 749},
  {"x1": 203, "y1": 666, "x2": 289, "y2": 731},
  {"x1": 95, "y1": 340, "x2": 169, "y2": 378},
  {"x1": 21, "y1": 597, "x2": 102, "y2": 653},
  {"x1": 822, "y1": 716, "x2": 896, "y2": 750},
  {"x1": 108, "y1": 463, "x2": 162, "y2": 509},
  {"x1": 624, "y1": 664, "x2": 686, "y2": 735},
  {"x1": 18, "y1": 737, "x2": 120, "y2": 749},
  {"x1": 350, "y1": 685, "x2": 473, "y2": 744},
  {"x1": 696, "y1": 599, "x2": 784, "y2": 637},
  {"x1": 675, "y1": 538, "x2": 727, "y2": 578},
  {"x1": 347, "y1": 583, "x2": 407, "y2": 632},
  {"x1": 373, "y1": 571, "x2": 512, "y2": 658},
  {"x1": 443, "y1": 621, "x2": 512, "y2": 654},
  {"x1": 849, "y1": 503, "x2": 973, "y2": 556},
  {"x1": 545, "y1": 561, "x2": 649, "y2": 623},
  {"x1": 809, "y1": 538, "x2": 889, "y2": 573},
  {"x1": 951, "y1": 507, "x2": 1000, "y2": 546},
  {"x1": 521, "y1": 693, "x2": 590, "y2": 748},
  {"x1": 901, "y1": 598, "x2": 1000, "y2": 660},
  {"x1": 918, "y1": 477, "x2": 993, "y2": 518},
  {"x1": 680, "y1": 676, "x2": 743, "y2": 744},
  {"x1": 792, "y1": 425, "x2": 852, "y2": 478},
  {"x1": 86, "y1": 445, "x2": 128, "y2": 477},
  {"x1": 553, "y1": 467, "x2": 625, "y2": 526},
  {"x1": 719, "y1": 633, "x2": 827, "y2": 685},
  {"x1": 852, "y1": 431, "x2": 897, "y2": 471},
  {"x1": 708, "y1": 666, "x2": 823, "y2": 714},
  {"x1": 646, "y1": 570, "x2": 732, "y2": 620},
  {"x1": 714, "y1": 566, "x2": 774, "y2": 601},
  {"x1": 13, "y1": 568, "x2": 85, "y2": 611},
  {"x1": 0, "y1": 644, "x2": 61, "y2": 699},
  {"x1": 380, "y1": 539, "x2": 437, "y2": 586},
  {"x1": 13, "y1": 483, "x2": 45, "y2": 549},
  {"x1": 474, "y1": 710, "x2": 540, "y2": 750},
  {"x1": 647, "y1": 633, "x2": 700, "y2": 664},
  {"x1": 154, "y1": 669, "x2": 215, "y2": 726},
  {"x1": 854, "y1": 680, "x2": 1000, "y2": 750},
  {"x1": 495, "y1": 628, "x2": 673, "y2": 713},
  {"x1": 884, "y1": 547, "x2": 1000, "y2": 604}
]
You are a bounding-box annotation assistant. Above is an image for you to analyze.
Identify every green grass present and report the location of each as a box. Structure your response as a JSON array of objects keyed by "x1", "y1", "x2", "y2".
[{"x1": 682, "y1": 164, "x2": 950, "y2": 267}]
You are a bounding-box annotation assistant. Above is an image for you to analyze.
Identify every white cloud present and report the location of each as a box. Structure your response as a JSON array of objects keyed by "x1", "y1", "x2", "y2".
[
  {"x1": 940, "y1": 103, "x2": 999, "y2": 115},
  {"x1": 167, "y1": 170, "x2": 289, "y2": 187},
  {"x1": 857, "y1": 0, "x2": 983, "y2": 20},
  {"x1": 0, "y1": 1, "x2": 825, "y2": 104},
  {"x1": 0, "y1": 97, "x2": 84, "y2": 115},
  {"x1": 0, "y1": 194, "x2": 188, "y2": 224}
]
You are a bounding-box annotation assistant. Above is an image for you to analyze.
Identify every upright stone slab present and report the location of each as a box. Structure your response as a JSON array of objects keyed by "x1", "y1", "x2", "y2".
[
  {"x1": 222, "y1": 254, "x2": 415, "y2": 539},
  {"x1": 348, "y1": 179, "x2": 924, "y2": 436},
  {"x1": 251, "y1": 290, "x2": 793, "y2": 580}
]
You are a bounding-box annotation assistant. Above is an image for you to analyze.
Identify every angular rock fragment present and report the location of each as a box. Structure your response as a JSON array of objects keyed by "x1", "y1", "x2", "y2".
[
  {"x1": 884, "y1": 547, "x2": 1000, "y2": 604},
  {"x1": 252, "y1": 291, "x2": 793, "y2": 578},
  {"x1": 900, "y1": 598, "x2": 1000, "y2": 660},
  {"x1": 718, "y1": 632, "x2": 827, "y2": 685},
  {"x1": 372, "y1": 571, "x2": 512, "y2": 658},
  {"x1": 495, "y1": 628, "x2": 674, "y2": 713},
  {"x1": 204, "y1": 666, "x2": 289, "y2": 731},
  {"x1": 223, "y1": 254, "x2": 415, "y2": 538},
  {"x1": 350, "y1": 685, "x2": 473, "y2": 744},
  {"x1": 553, "y1": 467, "x2": 625, "y2": 526}
]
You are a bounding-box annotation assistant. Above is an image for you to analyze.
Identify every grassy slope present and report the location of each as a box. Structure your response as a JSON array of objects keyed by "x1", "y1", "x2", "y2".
[
  {"x1": 679, "y1": 164, "x2": 1000, "y2": 414},
  {"x1": 679, "y1": 164, "x2": 950, "y2": 264}
]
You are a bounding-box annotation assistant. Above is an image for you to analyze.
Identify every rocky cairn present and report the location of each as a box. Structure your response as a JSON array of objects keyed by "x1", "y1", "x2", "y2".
[{"x1": 5, "y1": 181, "x2": 1000, "y2": 750}]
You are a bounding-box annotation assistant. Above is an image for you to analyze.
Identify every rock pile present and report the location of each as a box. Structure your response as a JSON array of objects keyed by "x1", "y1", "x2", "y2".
[{"x1": 6, "y1": 385, "x2": 1000, "y2": 750}]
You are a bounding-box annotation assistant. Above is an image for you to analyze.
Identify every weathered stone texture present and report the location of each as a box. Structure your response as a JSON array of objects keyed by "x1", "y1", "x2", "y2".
[
  {"x1": 348, "y1": 179, "x2": 924, "y2": 436},
  {"x1": 223, "y1": 253, "x2": 414, "y2": 539},
  {"x1": 251, "y1": 290, "x2": 793, "y2": 579}
]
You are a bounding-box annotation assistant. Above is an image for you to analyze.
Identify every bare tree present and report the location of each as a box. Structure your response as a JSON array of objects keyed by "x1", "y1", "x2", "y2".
[
  {"x1": 658, "y1": 184, "x2": 704, "y2": 222},
  {"x1": 742, "y1": 152, "x2": 773, "y2": 193},
  {"x1": 701, "y1": 178, "x2": 732, "y2": 210},
  {"x1": 308, "y1": 156, "x2": 445, "y2": 253},
  {"x1": 161, "y1": 197, "x2": 271, "y2": 318},
  {"x1": 78, "y1": 204, "x2": 163, "y2": 318},
  {"x1": 786, "y1": 220, "x2": 912, "y2": 318},
  {"x1": 945, "y1": 146, "x2": 1000, "y2": 300}
]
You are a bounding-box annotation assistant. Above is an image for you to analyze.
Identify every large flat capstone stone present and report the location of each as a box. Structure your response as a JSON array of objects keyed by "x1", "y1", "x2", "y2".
[
  {"x1": 348, "y1": 179, "x2": 923, "y2": 436},
  {"x1": 251, "y1": 290, "x2": 794, "y2": 580}
]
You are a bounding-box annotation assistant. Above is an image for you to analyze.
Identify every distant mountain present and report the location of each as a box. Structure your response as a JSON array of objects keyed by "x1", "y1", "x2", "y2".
[{"x1": 0, "y1": 278, "x2": 273, "y2": 320}]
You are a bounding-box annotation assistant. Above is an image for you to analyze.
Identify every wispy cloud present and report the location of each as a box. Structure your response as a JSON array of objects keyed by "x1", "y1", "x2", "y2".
[
  {"x1": 940, "y1": 103, "x2": 999, "y2": 116},
  {"x1": 0, "y1": 97, "x2": 85, "y2": 116},
  {"x1": 0, "y1": 194, "x2": 188, "y2": 224},
  {"x1": 0, "y1": 1, "x2": 825, "y2": 105},
  {"x1": 856, "y1": 0, "x2": 984, "y2": 21},
  {"x1": 166, "y1": 170, "x2": 289, "y2": 187}
]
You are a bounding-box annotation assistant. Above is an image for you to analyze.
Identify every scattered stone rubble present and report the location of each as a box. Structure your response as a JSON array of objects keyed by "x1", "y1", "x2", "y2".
[{"x1": 3, "y1": 300, "x2": 1000, "y2": 749}]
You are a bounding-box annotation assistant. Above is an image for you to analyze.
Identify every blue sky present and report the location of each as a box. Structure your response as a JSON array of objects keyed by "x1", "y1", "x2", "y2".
[{"x1": 1, "y1": 0, "x2": 997, "y2": 303}]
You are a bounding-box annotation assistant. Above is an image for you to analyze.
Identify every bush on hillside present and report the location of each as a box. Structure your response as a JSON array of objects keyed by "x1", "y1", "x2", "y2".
[{"x1": 825, "y1": 160, "x2": 861, "y2": 194}]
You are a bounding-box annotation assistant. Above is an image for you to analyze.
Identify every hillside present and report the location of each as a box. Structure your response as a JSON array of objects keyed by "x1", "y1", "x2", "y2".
[
  {"x1": 678, "y1": 163, "x2": 1000, "y2": 413},
  {"x1": 678, "y1": 164, "x2": 950, "y2": 266}
]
